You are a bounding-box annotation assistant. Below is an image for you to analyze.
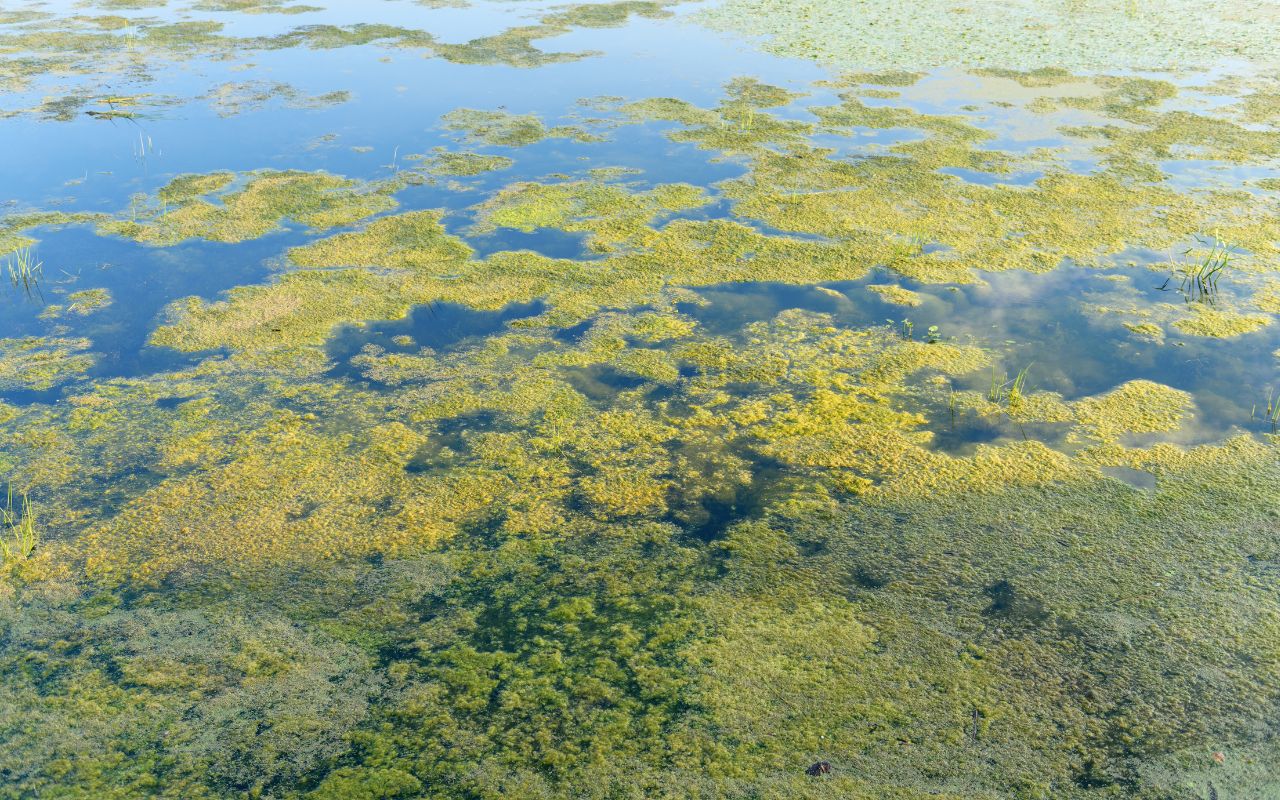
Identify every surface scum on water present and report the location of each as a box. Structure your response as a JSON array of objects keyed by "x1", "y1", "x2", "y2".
[{"x1": 1, "y1": 0, "x2": 1280, "y2": 797}]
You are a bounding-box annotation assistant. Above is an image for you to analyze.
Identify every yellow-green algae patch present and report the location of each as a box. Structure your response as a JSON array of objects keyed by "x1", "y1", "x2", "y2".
[
  {"x1": 0, "y1": 336, "x2": 95, "y2": 391},
  {"x1": 99, "y1": 170, "x2": 398, "y2": 246},
  {"x1": 407, "y1": 148, "x2": 514, "y2": 176},
  {"x1": 1256, "y1": 279, "x2": 1280, "y2": 313},
  {"x1": 0, "y1": 211, "x2": 109, "y2": 255},
  {"x1": 191, "y1": 0, "x2": 323, "y2": 14},
  {"x1": 151, "y1": 269, "x2": 429, "y2": 353},
  {"x1": 1065, "y1": 109, "x2": 1280, "y2": 167},
  {"x1": 289, "y1": 209, "x2": 472, "y2": 269},
  {"x1": 38, "y1": 288, "x2": 113, "y2": 320},
  {"x1": 603, "y1": 82, "x2": 1280, "y2": 286},
  {"x1": 866, "y1": 283, "x2": 923, "y2": 306},
  {"x1": 470, "y1": 180, "x2": 708, "y2": 252},
  {"x1": 1171, "y1": 304, "x2": 1273, "y2": 338},
  {"x1": 156, "y1": 171, "x2": 237, "y2": 204},
  {"x1": 440, "y1": 108, "x2": 601, "y2": 147},
  {"x1": 75, "y1": 308, "x2": 993, "y2": 580},
  {"x1": 4, "y1": 289, "x2": 1280, "y2": 796},
  {"x1": 822, "y1": 69, "x2": 924, "y2": 88},
  {"x1": 1070, "y1": 380, "x2": 1194, "y2": 443},
  {"x1": 540, "y1": 1, "x2": 676, "y2": 28},
  {"x1": 1123, "y1": 321, "x2": 1164, "y2": 341}
]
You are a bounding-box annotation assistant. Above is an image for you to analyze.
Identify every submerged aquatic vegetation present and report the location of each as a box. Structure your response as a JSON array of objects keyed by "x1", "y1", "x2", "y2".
[
  {"x1": 4, "y1": 296, "x2": 1278, "y2": 796},
  {"x1": 204, "y1": 81, "x2": 351, "y2": 117}
]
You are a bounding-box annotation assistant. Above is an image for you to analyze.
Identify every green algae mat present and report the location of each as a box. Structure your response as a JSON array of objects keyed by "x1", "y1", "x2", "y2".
[{"x1": 1, "y1": 1, "x2": 1280, "y2": 797}]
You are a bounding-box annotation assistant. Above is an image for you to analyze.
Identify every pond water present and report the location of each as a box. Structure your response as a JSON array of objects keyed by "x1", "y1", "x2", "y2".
[{"x1": 1, "y1": 1, "x2": 1279, "y2": 798}]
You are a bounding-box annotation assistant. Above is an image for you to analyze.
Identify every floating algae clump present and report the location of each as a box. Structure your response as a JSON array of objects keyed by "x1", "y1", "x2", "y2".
[
  {"x1": 80, "y1": 415, "x2": 452, "y2": 584},
  {"x1": 1255, "y1": 279, "x2": 1280, "y2": 313},
  {"x1": 151, "y1": 270, "x2": 429, "y2": 353},
  {"x1": 0, "y1": 211, "x2": 108, "y2": 256},
  {"x1": 156, "y1": 171, "x2": 237, "y2": 204},
  {"x1": 38, "y1": 288, "x2": 113, "y2": 320},
  {"x1": 471, "y1": 179, "x2": 708, "y2": 251},
  {"x1": 408, "y1": 148, "x2": 514, "y2": 176},
  {"x1": 191, "y1": 0, "x2": 323, "y2": 13},
  {"x1": 99, "y1": 170, "x2": 398, "y2": 246},
  {"x1": 204, "y1": 81, "x2": 351, "y2": 116},
  {"x1": 1171, "y1": 304, "x2": 1272, "y2": 338},
  {"x1": 1070, "y1": 379, "x2": 1194, "y2": 443},
  {"x1": 541, "y1": 1, "x2": 676, "y2": 28},
  {"x1": 440, "y1": 108, "x2": 601, "y2": 147},
  {"x1": 0, "y1": 337, "x2": 95, "y2": 391},
  {"x1": 1123, "y1": 321, "x2": 1164, "y2": 341},
  {"x1": 866, "y1": 283, "x2": 924, "y2": 306},
  {"x1": 290, "y1": 209, "x2": 472, "y2": 269},
  {"x1": 607, "y1": 80, "x2": 1280, "y2": 285}
]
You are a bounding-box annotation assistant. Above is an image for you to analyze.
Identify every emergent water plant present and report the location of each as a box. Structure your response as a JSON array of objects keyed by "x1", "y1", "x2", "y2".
[
  {"x1": 0, "y1": 487, "x2": 37, "y2": 564},
  {"x1": 4, "y1": 246, "x2": 43, "y2": 298},
  {"x1": 987, "y1": 363, "x2": 1033, "y2": 411},
  {"x1": 1254, "y1": 387, "x2": 1280, "y2": 432},
  {"x1": 1158, "y1": 236, "x2": 1233, "y2": 304}
]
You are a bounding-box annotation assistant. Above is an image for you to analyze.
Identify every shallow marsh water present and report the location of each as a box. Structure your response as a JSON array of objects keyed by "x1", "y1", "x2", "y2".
[{"x1": 2, "y1": 1, "x2": 1280, "y2": 798}]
